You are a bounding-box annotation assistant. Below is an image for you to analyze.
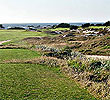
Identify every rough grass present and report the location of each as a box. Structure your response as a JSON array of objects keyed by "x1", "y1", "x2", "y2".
[
  {"x1": 0, "y1": 64, "x2": 97, "y2": 100},
  {"x1": 72, "y1": 34, "x2": 110, "y2": 56},
  {"x1": 0, "y1": 49, "x2": 41, "y2": 63}
]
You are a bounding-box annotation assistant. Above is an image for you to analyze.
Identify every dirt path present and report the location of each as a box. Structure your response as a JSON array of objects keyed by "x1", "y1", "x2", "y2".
[
  {"x1": 86, "y1": 55, "x2": 110, "y2": 60},
  {"x1": 0, "y1": 40, "x2": 11, "y2": 45},
  {"x1": 69, "y1": 41, "x2": 85, "y2": 43}
]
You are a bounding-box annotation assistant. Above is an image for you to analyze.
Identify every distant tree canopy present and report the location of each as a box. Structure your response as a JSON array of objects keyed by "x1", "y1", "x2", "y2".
[
  {"x1": 94, "y1": 21, "x2": 110, "y2": 26},
  {"x1": 56, "y1": 23, "x2": 70, "y2": 28},
  {"x1": 28, "y1": 25, "x2": 34, "y2": 27},
  {"x1": 53, "y1": 21, "x2": 110, "y2": 29},
  {"x1": 81, "y1": 23, "x2": 91, "y2": 28},
  {"x1": 8, "y1": 27, "x2": 25, "y2": 30},
  {"x1": 80, "y1": 21, "x2": 110, "y2": 27},
  {"x1": 70, "y1": 25, "x2": 78, "y2": 30},
  {"x1": 0, "y1": 24, "x2": 4, "y2": 28},
  {"x1": 103, "y1": 21, "x2": 110, "y2": 26},
  {"x1": 95, "y1": 24, "x2": 103, "y2": 26},
  {"x1": 52, "y1": 25, "x2": 56, "y2": 29}
]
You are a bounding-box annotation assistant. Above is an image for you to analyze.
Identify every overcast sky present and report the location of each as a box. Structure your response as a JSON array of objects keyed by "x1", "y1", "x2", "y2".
[{"x1": 0, "y1": 0, "x2": 110, "y2": 23}]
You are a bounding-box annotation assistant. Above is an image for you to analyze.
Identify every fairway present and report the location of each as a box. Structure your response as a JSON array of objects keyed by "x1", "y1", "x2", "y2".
[
  {"x1": 0, "y1": 64, "x2": 96, "y2": 100},
  {"x1": 0, "y1": 49, "x2": 41, "y2": 63},
  {"x1": 0, "y1": 30, "x2": 56, "y2": 45}
]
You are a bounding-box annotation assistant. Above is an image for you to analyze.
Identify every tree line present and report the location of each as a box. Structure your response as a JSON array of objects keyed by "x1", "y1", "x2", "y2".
[
  {"x1": 53, "y1": 21, "x2": 110, "y2": 30},
  {"x1": 0, "y1": 21, "x2": 110, "y2": 30}
]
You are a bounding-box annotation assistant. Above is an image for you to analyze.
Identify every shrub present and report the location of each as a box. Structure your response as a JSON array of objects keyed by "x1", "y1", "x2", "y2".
[
  {"x1": 82, "y1": 23, "x2": 90, "y2": 28},
  {"x1": 103, "y1": 46, "x2": 110, "y2": 49},
  {"x1": 106, "y1": 37, "x2": 110, "y2": 39},
  {"x1": 8, "y1": 27, "x2": 25, "y2": 30},
  {"x1": 0, "y1": 24, "x2": 4, "y2": 28},
  {"x1": 68, "y1": 60, "x2": 86, "y2": 72},
  {"x1": 103, "y1": 21, "x2": 110, "y2": 26},
  {"x1": 56, "y1": 23, "x2": 70, "y2": 28},
  {"x1": 70, "y1": 25, "x2": 78, "y2": 30},
  {"x1": 89, "y1": 61, "x2": 102, "y2": 70}
]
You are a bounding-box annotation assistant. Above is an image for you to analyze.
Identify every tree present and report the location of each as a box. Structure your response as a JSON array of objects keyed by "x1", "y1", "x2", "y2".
[
  {"x1": 95, "y1": 24, "x2": 103, "y2": 26},
  {"x1": 56, "y1": 23, "x2": 70, "y2": 28},
  {"x1": 103, "y1": 21, "x2": 110, "y2": 26},
  {"x1": 81, "y1": 23, "x2": 90, "y2": 28},
  {"x1": 8, "y1": 27, "x2": 25, "y2": 30},
  {"x1": 0, "y1": 24, "x2": 4, "y2": 28},
  {"x1": 90, "y1": 24, "x2": 94, "y2": 26},
  {"x1": 52, "y1": 25, "x2": 56, "y2": 29},
  {"x1": 70, "y1": 25, "x2": 78, "y2": 30}
]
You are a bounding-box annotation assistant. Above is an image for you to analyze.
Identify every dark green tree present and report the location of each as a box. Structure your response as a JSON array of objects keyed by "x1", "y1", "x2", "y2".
[
  {"x1": 82, "y1": 23, "x2": 90, "y2": 28},
  {"x1": 0, "y1": 24, "x2": 4, "y2": 28},
  {"x1": 56, "y1": 23, "x2": 70, "y2": 28},
  {"x1": 103, "y1": 21, "x2": 110, "y2": 26},
  {"x1": 70, "y1": 25, "x2": 78, "y2": 30}
]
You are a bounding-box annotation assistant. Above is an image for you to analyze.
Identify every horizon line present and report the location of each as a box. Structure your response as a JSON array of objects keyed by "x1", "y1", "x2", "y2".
[{"x1": 2, "y1": 22, "x2": 106, "y2": 24}]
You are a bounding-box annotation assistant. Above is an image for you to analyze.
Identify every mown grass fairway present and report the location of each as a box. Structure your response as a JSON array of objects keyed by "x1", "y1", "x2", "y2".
[
  {"x1": 37, "y1": 28, "x2": 70, "y2": 31},
  {"x1": 50, "y1": 28, "x2": 70, "y2": 31},
  {"x1": 0, "y1": 64, "x2": 96, "y2": 100},
  {"x1": 0, "y1": 49, "x2": 41, "y2": 63},
  {"x1": 0, "y1": 30, "x2": 56, "y2": 45}
]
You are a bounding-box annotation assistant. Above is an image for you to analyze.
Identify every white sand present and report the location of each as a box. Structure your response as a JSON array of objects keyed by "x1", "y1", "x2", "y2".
[{"x1": 0, "y1": 40, "x2": 11, "y2": 45}]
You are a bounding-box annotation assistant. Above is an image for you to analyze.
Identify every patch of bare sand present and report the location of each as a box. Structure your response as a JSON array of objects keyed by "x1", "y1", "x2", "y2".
[
  {"x1": 86, "y1": 55, "x2": 110, "y2": 60},
  {"x1": 0, "y1": 40, "x2": 11, "y2": 45}
]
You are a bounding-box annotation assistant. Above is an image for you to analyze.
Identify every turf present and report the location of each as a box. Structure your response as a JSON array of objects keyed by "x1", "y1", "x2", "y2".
[
  {"x1": 50, "y1": 28, "x2": 70, "y2": 31},
  {"x1": 0, "y1": 64, "x2": 97, "y2": 100},
  {"x1": 0, "y1": 49, "x2": 41, "y2": 63},
  {"x1": 37, "y1": 28, "x2": 70, "y2": 31},
  {"x1": 0, "y1": 30, "x2": 56, "y2": 45}
]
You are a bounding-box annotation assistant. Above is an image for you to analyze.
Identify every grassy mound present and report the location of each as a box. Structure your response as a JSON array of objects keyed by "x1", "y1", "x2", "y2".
[{"x1": 73, "y1": 35, "x2": 110, "y2": 55}]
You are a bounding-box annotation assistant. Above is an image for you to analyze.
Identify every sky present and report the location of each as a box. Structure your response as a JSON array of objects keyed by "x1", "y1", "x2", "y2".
[{"x1": 0, "y1": 0, "x2": 110, "y2": 23}]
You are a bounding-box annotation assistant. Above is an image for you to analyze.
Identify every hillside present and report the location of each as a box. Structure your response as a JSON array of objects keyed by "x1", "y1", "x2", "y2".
[{"x1": 72, "y1": 35, "x2": 110, "y2": 55}]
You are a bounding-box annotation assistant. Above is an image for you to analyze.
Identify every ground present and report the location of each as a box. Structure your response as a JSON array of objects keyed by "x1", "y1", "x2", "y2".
[
  {"x1": 0, "y1": 30, "x2": 57, "y2": 44},
  {"x1": 0, "y1": 29, "x2": 97, "y2": 100},
  {"x1": 0, "y1": 64, "x2": 96, "y2": 100},
  {"x1": 0, "y1": 49, "x2": 41, "y2": 63}
]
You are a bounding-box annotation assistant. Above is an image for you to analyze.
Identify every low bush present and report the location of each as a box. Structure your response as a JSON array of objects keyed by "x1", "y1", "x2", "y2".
[
  {"x1": 106, "y1": 37, "x2": 110, "y2": 39},
  {"x1": 103, "y1": 46, "x2": 110, "y2": 49}
]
